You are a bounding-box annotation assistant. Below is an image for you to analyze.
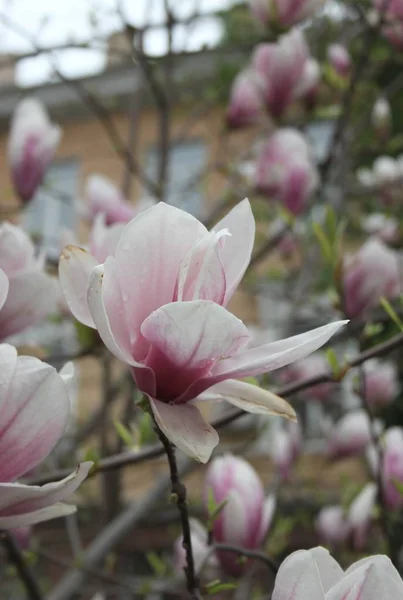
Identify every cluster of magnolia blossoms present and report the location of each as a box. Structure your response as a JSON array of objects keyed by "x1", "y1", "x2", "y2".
[
  {"x1": 272, "y1": 546, "x2": 403, "y2": 599},
  {"x1": 0, "y1": 344, "x2": 91, "y2": 528},
  {"x1": 60, "y1": 200, "x2": 346, "y2": 462},
  {"x1": 228, "y1": 29, "x2": 319, "y2": 127}
]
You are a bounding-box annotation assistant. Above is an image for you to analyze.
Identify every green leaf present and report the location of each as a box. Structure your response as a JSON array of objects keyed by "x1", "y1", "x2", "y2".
[
  {"x1": 380, "y1": 297, "x2": 403, "y2": 332},
  {"x1": 242, "y1": 376, "x2": 259, "y2": 386},
  {"x1": 326, "y1": 348, "x2": 340, "y2": 377},
  {"x1": 325, "y1": 206, "x2": 338, "y2": 245},
  {"x1": 113, "y1": 420, "x2": 134, "y2": 447},
  {"x1": 206, "y1": 487, "x2": 228, "y2": 530},
  {"x1": 206, "y1": 580, "x2": 237, "y2": 594},
  {"x1": 392, "y1": 479, "x2": 403, "y2": 496},
  {"x1": 313, "y1": 222, "x2": 333, "y2": 263},
  {"x1": 146, "y1": 552, "x2": 167, "y2": 576}
]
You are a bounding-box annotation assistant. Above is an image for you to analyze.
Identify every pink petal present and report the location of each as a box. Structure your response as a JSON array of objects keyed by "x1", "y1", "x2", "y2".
[
  {"x1": 0, "y1": 223, "x2": 36, "y2": 276},
  {"x1": 150, "y1": 399, "x2": 219, "y2": 463},
  {"x1": 256, "y1": 494, "x2": 276, "y2": 545},
  {"x1": 211, "y1": 321, "x2": 348, "y2": 380},
  {"x1": 272, "y1": 547, "x2": 342, "y2": 600},
  {"x1": 87, "y1": 263, "x2": 141, "y2": 365},
  {"x1": 59, "y1": 246, "x2": 98, "y2": 328},
  {"x1": 0, "y1": 462, "x2": 92, "y2": 529},
  {"x1": 114, "y1": 203, "x2": 207, "y2": 341},
  {"x1": 177, "y1": 230, "x2": 227, "y2": 305},
  {"x1": 213, "y1": 199, "x2": 255, "y2": 304},
  {"x1": 0, "y1": 268, "x2": 9, "y2": 311},
  {"x1": 0, "y1": 272, "x2": 58, "y2": 340},
  {"x1": 326, "y1": 559, "x2": 403, "y2": 600},
  {"x1": 0, "y1": 354, "x2": 71, "y2": 481}
]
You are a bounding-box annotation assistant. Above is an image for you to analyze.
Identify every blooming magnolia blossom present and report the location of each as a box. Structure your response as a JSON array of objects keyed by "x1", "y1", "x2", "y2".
[
  {"x1": 227, "y1": 69, "x2": 263, "y2": 128},
  {"x1": 249, "y1": 0, "x2": 325, "y2": 27},
  {"x1": 60, "y1": 200, "x2": 346, "y2": 462},
  {"x1": 272, "y1": 546, "x2": 403, "y2": 599},
  {"x1": 252, "y1": 30, "x2": 318, "y2": 118},
  {"x1": 316, "y1": 506, "x2": 351, "y2": 548},
  {"x1": 0, "y1": 223, "x2": 57, "y2": 341},
  {"x1": 8, "y1": 97, "x2": 61, "y2": 203},
  {"x1": 343, "y1": 238, "x2": 401, "y2": 319},
  {"x1": 374, "y1": 0, "x2": 403, "y2": 48},
  {"x1": 348, "y1": 483, "x2": 378, "y2": 550},
  {"x1": 173, "y1": 518, "x2": 218, "y2": 577},
  {"x1": 327, "y1": 410, "x2": 381, "y2": 458},
  {"x1": 204, "y1": 454, "x2": 276, "y2": 575},
  {"x1": 327, "y1": 44, "x2": 352, "y2": 78},
  {"x1": 85, "y1": 174, "x2": 155, "y2": 225},
  {"x1": 382, "y1": 427, "x2": 403, "y2": 510},
  {"x1": 256, "y1": 129, "x2": 319, "y2": 215},
  {"x1": 363, "y1": 360, "x2": 398, "y2": 409},
  {"x1": 0, "y1": 344, "x2": 91, "y2": 528}
]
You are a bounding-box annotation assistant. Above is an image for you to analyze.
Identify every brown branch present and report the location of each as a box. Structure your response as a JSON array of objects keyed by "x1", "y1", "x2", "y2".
[
  {"x1": 1, "y1": 531, "x2": 43, "y2": 600},
  {"x1": 214, "y1": 543, "x2": 278, "y2": 575}
]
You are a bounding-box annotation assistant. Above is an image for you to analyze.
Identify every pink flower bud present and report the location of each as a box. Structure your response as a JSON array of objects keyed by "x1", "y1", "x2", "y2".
[
  {"x1": 343, "y1": 238, "x2": 401, "y2": 319},
  {"x1": 85, "y1": 174, "x2": 136, "y2": 225},
  {"x1": 382, "y1": 427, "x2": 403, "y2": 510},
  {"x1": 227, "y1": 70, "x2": 263, "y2": 129},
  {"x1": 316, "y1": 506, "x2": 350, "y2": 547},
  {"x1": 327, "y1": 410, "x2": 379, "y2": 459},
  {"x1": 327, "y1": 44, "x2": 352, "y2": 78},
  {"x1": 271, "y1": 422, "x2": 302, "y2": 480},
  {"x1": 204, "y1": 454, "x2": 275, "y2": 575},
  {"x1": 173, "y1": 518, "x2": 218, "y2": 577},
  {"x1": 255, "y1": 128, "x2": 319, "y2": 215},
  {"x1": 348, "y1": 483, "x2": 378, "y2": 550},
  {"x1": 249, "y1": 0, "x2": 325, "y2": 27},
  {"x1": 363, "y1": 360, "x2": 398, "y2": 409},
  {"x1": 8, "y1": 98, "x2": 61, "y2": 203}
]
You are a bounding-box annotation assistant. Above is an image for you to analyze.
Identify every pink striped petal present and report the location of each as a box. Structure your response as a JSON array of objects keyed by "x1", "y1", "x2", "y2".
[
  {"x1": 0, "y1": 271, "x2": 57, "y2": 340},
  {"x1": 0, "y1": 462, "x2": 92, "y2": 529},
  {"x1": 0, "y1": 353, "x2": 71, "y2": 481},
  {"x1": 213, "y1": 199, "x2": 255, "y2": 304},
  {"x1": 211, "y1": 321, "x2": 348, "y2": 380},
  {"x1": 150, "y1": 399, "x2": 219, "y2": 463},
  {"x1": 114, "y1": 203, "x2": 207, "y2": 341},
  {"x1": 59, "y1": 245, "x2": 98, "y2": 328},
  {"x1": 326, "y1": 557, "x2": 403, "y2": 600}
]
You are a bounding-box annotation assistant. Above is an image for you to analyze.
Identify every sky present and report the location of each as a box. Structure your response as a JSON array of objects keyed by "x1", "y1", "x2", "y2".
[{"x1": 0, "y1": 0, "x2": 238, "y2": 87}]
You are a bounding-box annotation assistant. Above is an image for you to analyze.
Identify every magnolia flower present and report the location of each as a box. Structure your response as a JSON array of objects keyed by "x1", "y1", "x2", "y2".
[
  {"x1": 0, "y1": 344, "x2": 91, "y2": 528},
  {"x1": 256, "y1": 129, "x2": 319, "y2": 215},
  {"x1": 60, "y1": 200, "x2": 346, "y2": 462},
  {"x1": 343, "y1": 238, "x2": 401, "y2": 319},
  {"x1": 0, "y1": 223, "x2": 57, "y2": 340},
  {"x1": 85, "y1": 174, "x2": 155, "y2": 225},
  {"x1": 173, "y1": 518, "x2": 218, "y2": 577},
  {"x1": 8, "y1": 98, "x2": 61, "y2": 203},
  {"x1": 363, "y1": 360, "x2": 398, "y2": 409},
  {"x1": 252, "y1": 30, "x2": 313, "y2": 118},
  {"x1": 374, "y1": 0, "x2": 403, "y2": 48},
  {"x1": 249, "y1": 0, "x2": 325, "y2": 27},
  {"x1": 382, "y1": 427, "x2": 403, "y2": 510},
  {"x1": 327, "y1": 410, "x2": 379, "y2": 458},
  {"x1": 204, "y1": 454, "x2": 276, "y2": 575},
  {"x1": 348, "y1": 483, "x2": 378, "y2": 550},
  {"x1": 327, "y1": 44, "x2": 351, "y2": 78},
  {"x1": 272, "y1": 546, "x2": 403, "y2": 599},
  {"x1": 315, "y1": 506, "x2": 351, "y2": 548},
  {"x1": 227, "y1": 70, "x2": 263, "y2": 128}
]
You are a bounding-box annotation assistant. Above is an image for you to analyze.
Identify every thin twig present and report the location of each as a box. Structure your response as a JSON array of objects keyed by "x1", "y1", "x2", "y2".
[
  {"x1": 1, "y1": 531, "x2": 43, "y2": 600},
  {"x1": 154, "y1": 424, "x2": 202, "y2": 600},
  {"x1": 214, "y1": 543, "x2": 278, "y2": 575}
]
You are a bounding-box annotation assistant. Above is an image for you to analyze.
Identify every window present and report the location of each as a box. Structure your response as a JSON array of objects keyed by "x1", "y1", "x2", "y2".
[
  {"x1": 24, "y1": 158, "x2": 79, "y2": 261},
  {"x1": 145, "y1": 139, "x2": 207, "y2": 217}
]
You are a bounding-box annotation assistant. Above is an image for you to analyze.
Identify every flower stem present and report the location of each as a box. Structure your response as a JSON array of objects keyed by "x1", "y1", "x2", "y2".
[
  {"x1": 2, "y1": 531, "x2": 43, "y2": 600},
  {"x1": 154, "y1": 424, "x2": 202, "y2": 600}
]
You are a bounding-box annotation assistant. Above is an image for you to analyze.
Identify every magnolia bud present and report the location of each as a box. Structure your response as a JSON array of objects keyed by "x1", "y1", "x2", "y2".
[
  {"x1": 382, "y1": 427, "x2": 403, "y2": 510},
  {"x1": 327, "y1": 44, "x2": 352, "y2": 78}
]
